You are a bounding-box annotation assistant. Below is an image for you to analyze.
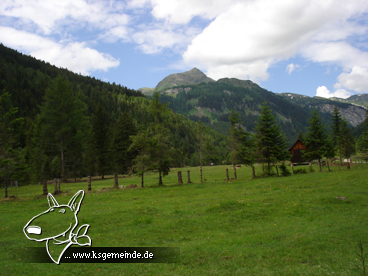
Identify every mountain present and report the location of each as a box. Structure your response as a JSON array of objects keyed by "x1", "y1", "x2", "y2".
[
  {"x1": 330, "y1": 94, "x2": 368, "y2": 108},
  {"x1": 278, "y1": 93, "x2": 366, "y2": 127},
  {"x1": 138, "y1": 67, "x2": 215, "y2": 94},
  {"x1": 155, "y1": 72, "x2": 367, "y2": 142},
  {"x1": 156, "y1": 67, "x2": 215, "y2": 92}
]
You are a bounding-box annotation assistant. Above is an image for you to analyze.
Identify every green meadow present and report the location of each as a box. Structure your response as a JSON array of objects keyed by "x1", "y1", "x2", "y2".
[{"x1": 1, "y1": 164, "x2": 368, "y2": 275}]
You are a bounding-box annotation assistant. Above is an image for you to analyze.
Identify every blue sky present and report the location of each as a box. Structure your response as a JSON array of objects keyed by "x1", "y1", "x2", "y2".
[{"x1": 1, "y1": 0, "x2": 367, "y2": 99}]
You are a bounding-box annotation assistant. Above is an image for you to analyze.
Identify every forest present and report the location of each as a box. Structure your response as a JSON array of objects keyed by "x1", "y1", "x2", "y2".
[{"x1": 1, "y1": 43, "x2": 368, "y2": 194}]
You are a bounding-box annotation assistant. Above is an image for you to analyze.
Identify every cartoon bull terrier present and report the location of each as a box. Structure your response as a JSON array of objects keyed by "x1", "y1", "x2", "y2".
[{"x1": 23, "y1": 190, "x2": 91, "y2": 264}]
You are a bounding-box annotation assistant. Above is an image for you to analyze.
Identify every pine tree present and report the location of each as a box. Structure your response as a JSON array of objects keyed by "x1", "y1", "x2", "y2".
[
  {"x1": 358, "y1": 111, "x2": 368, "y2": 161},
  {"x1": 148, "y1": 92, "x2": 172, "y2": 185},
  {"x1": 0, "y1": 91, "x2": 23, "y2": 197},
  {"x1": 303, "y1": 109, "x2": 330, "y2": 172},
  {"x1": 38, "y1": 76, "x2": 87, "y2": 180},
  {"x1": 331, "y1": 105, "x2": 342, "y2": 147},
  {"x1": 337, "y1": 119, "x2": 355, "y2": 169},
  {"x1": 128, "y1": 129, "x2": 153, "y2": 187},
  {"x1": 91, "y1": 104, "x2": 110, "y2": 179},
  {"x1": 229, "y1": 110, "x2": 254, "y2": 179},
  {"x1": 110, "y1": 112, "x2": 137, "y2": 174},
  {"x1": 297, "y1": 130, "x2": 304, "y2": 142},
  {"x1": 196, "y1": 121, "x2": 207, "y2": 183},
  {"x1": 255, "y1": 102, "x2": 289, "y2": 174}
]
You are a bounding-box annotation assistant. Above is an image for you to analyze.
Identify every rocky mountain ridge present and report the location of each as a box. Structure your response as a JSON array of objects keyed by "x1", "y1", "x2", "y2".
[{"x1": 152, "y1": 68, "x2": 367, "y2": 140}]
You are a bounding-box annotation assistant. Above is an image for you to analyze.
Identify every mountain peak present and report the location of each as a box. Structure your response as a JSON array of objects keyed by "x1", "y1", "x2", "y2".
[{"x1": 155, "y1": 67, "x2": 215, "y2": 92}]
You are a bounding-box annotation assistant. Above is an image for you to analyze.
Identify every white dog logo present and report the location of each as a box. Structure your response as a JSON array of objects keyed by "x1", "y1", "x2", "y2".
[{"x1": 23, "y1": 190, "x2": 91, "y2": 264}]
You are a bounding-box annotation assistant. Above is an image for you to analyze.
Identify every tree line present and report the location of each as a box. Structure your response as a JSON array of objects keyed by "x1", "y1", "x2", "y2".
[
  {"x1": 1, "y1": 42, "x2": 367, "y2": 195},
  {"x1": 1, "y1": 75, "x2": 367, "y2": 197}
]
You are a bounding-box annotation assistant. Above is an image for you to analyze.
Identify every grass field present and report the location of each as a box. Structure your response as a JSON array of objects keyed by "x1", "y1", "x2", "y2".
[{"x1": 1, "y1": 163, "x2": 368, "y2": 275}]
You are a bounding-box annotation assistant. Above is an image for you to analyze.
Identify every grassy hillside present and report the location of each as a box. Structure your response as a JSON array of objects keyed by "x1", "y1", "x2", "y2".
[{"x1": 2, "y1": 163, "x2": 368, "y2": 275}]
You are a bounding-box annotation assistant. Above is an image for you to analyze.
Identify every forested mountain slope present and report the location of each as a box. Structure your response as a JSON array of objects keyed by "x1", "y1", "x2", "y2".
[
  {"x1": 0, "y1": 43, "x2": 144, "y2": 120},
  {"x1": 156, "y1": 69, "x2": 366, "y2": 141},
  {"x1": 0, "y1": 44, "x2": 230, "y2": 186}
]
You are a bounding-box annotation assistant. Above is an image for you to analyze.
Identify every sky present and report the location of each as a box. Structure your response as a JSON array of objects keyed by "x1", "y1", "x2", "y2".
[{"x1": 0, "y1": 0, "x2": 368, "y2": 99}]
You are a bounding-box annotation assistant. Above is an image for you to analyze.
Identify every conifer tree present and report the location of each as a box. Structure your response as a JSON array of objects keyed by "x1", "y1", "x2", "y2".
[
  {"x1": 91, "y1": 104, "x2": 110, "y2": 179},
  {"x1": 229, "y1": 110, "x2": 254, "y2": 179},
  {"x1": 357, "y1": 111, "x2": 368, "y2": 161},
  {"x1": 0, "y1": 91, "x2": 23, "y2": 197},
  {"x1": 129, "y1": 129, "x2": 152, "y2": 187},
  {"x1": 303, "y1": 109, "x2": 330, "y2": 172},
  {"x1": 331, "y1": 105, "x2": 342, "y2": 147},
  {"x1": 148, "y1": 92, "x2": 173, "y2": 185},
  {"x1": 38, "y1": 76, "x2": 87, "y2": 180},
  {"x1": 337, "y1": 118, "x2": 355, "y2": 169},
  {"x1": 196, "y1": 121, "x2": 207, "y2": 183},
  {"x1": 255, "y1": 102, "x2": 289, "y2": 174},
  {"x1": 297, "y1": 130, "x2": 304, "y2": 142},
  {"x1": 110, "y1": 112, "x2": 137, "y2": 174}
]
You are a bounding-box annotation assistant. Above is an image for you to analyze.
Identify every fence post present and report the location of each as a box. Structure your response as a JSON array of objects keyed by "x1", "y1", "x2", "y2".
[
  {"x1": 114, "y1": 173, "x2": 118, "y2": 188},
  {"x1": 54, "y1": 178, "x2": 58, "y2": 194},
  {"x1": 178, "y1": 171, "x2": 183, "y2": 184},
  {"x1": 252, "y1": 166, "x2": 256, "y2": 179},
  {"x1": 88, "y1": 176, "x2": 91, "y2": 191},
  {"x1": 276, "y1": 165, "x2": 279, "y2": 176},
  {"x1": 187, "y1": 170, "x2": 192, "y2": 184},
  {"x1": 43, "y1": 180, "x2": 48, "y2": 195},
  {"x1": 292, "y1": 163, "x2": 295, "y2": 174},
  {"x1": 4, "y1": 181, "x2": 8, "y2": 198},
  {"x1": 58, "y1": 178, "x2": 61, "y2": 193},
  {"x1": 226, "y1": 168, "x2": 229, "y2": 181}
]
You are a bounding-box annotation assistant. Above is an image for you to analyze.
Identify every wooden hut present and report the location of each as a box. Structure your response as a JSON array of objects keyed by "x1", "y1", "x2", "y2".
[{"x1": 288, "y1": 139, "x2": 307, "y2": 164}]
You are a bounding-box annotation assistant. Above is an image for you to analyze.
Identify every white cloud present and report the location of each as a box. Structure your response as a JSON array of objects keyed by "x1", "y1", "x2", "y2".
[
  {"x1": 316, "y1": 85, "x2": 352, "y2": 99},
  {"x1": 147, "y1": 0, "x2": 240, "y2": 24},
  {"x1": 335, "y1": 66, "x2": 368, "y2": 93},
  {"x1": 0, "y1": 27, "x2": 119, "y2": 74},
  {"x1": 180, "y1": 0, "x2": 368, "y2": 91},
  {"x1": 301, "y1": 41, "x2": 368, "y2": 68},
  {"x1": 132, "y1": 28, "x2": 197, "y2": 54},
  {"x1": 0, "y1": 0, "x2": 130, "y2": 38},
  {"x1": 206, "y1": 60, "x2": 271, "y2": 83},
  {"x1": 183, "y1": 0, "x2": 363, "y2": 81},
  {"x1": 1, "y1": 0, "x2": 368, "y2": 95},
  {"x1": 286, "y1": 63, "x2": 300, "y2": 75}
]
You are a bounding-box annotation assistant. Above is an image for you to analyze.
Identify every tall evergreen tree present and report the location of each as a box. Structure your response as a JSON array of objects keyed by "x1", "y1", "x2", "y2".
[
  {"x1": 357, "y1": 111, "x2": 368, "y2": 161},
  {"x1": 129, "y1": 129, "x2": 153, "y2": 187},
  {"x1": 255, "y1": 102, "x2": 289, "y2": 174},
  {"x1": 229, "y1": 110, "x2": 254, "y2": 179},
  {"x1": 0, "y1": 91, "x2": 23, "y2": 197},
  {"x1": 303, "y1": 109, "x2": 330, "y2": 172},
  {"x1": 148, "y1": 92, "x2": 173, "y2": 185},
  {"x1": 196, "y1": 121, "x2": 207, "y2": 183},
  {"x1": 297, "y1": 130, "x2": 304, "y2": 142},
  {"x1": 91, "y1": 104, "x2": 110, "y2": 179},
  {"x1": 331, "y1": 105, "x2": 342, "y2": 147},
  {"x1": 337, "y1": 118, "x2": 355, "y2": 169},
  {"x1": 110, "y1": 112, "x2": 137, "y2": 174},
  {"x1": 27, "y1": 119, "x2": 46, "y2": 184},
  {"x1": 38, "y1": 76, "x2": 87, "y2": 180}
]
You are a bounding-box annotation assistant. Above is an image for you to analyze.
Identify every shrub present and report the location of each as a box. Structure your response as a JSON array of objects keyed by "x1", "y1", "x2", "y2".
[
  {"x1": 294, "y1": 167, "x2": 307, "y2": 174},
  {"x1": 279, "y1": 163, "x2": 291, "y2": 176}
]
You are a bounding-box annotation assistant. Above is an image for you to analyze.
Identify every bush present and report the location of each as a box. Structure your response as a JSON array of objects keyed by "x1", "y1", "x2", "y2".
[
  {"x1": 279, "y1": 163, "x2": 291, "y2": 176},
  {"x1": 294, "y1": 167, "x2": 307, "y2": 174}
]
